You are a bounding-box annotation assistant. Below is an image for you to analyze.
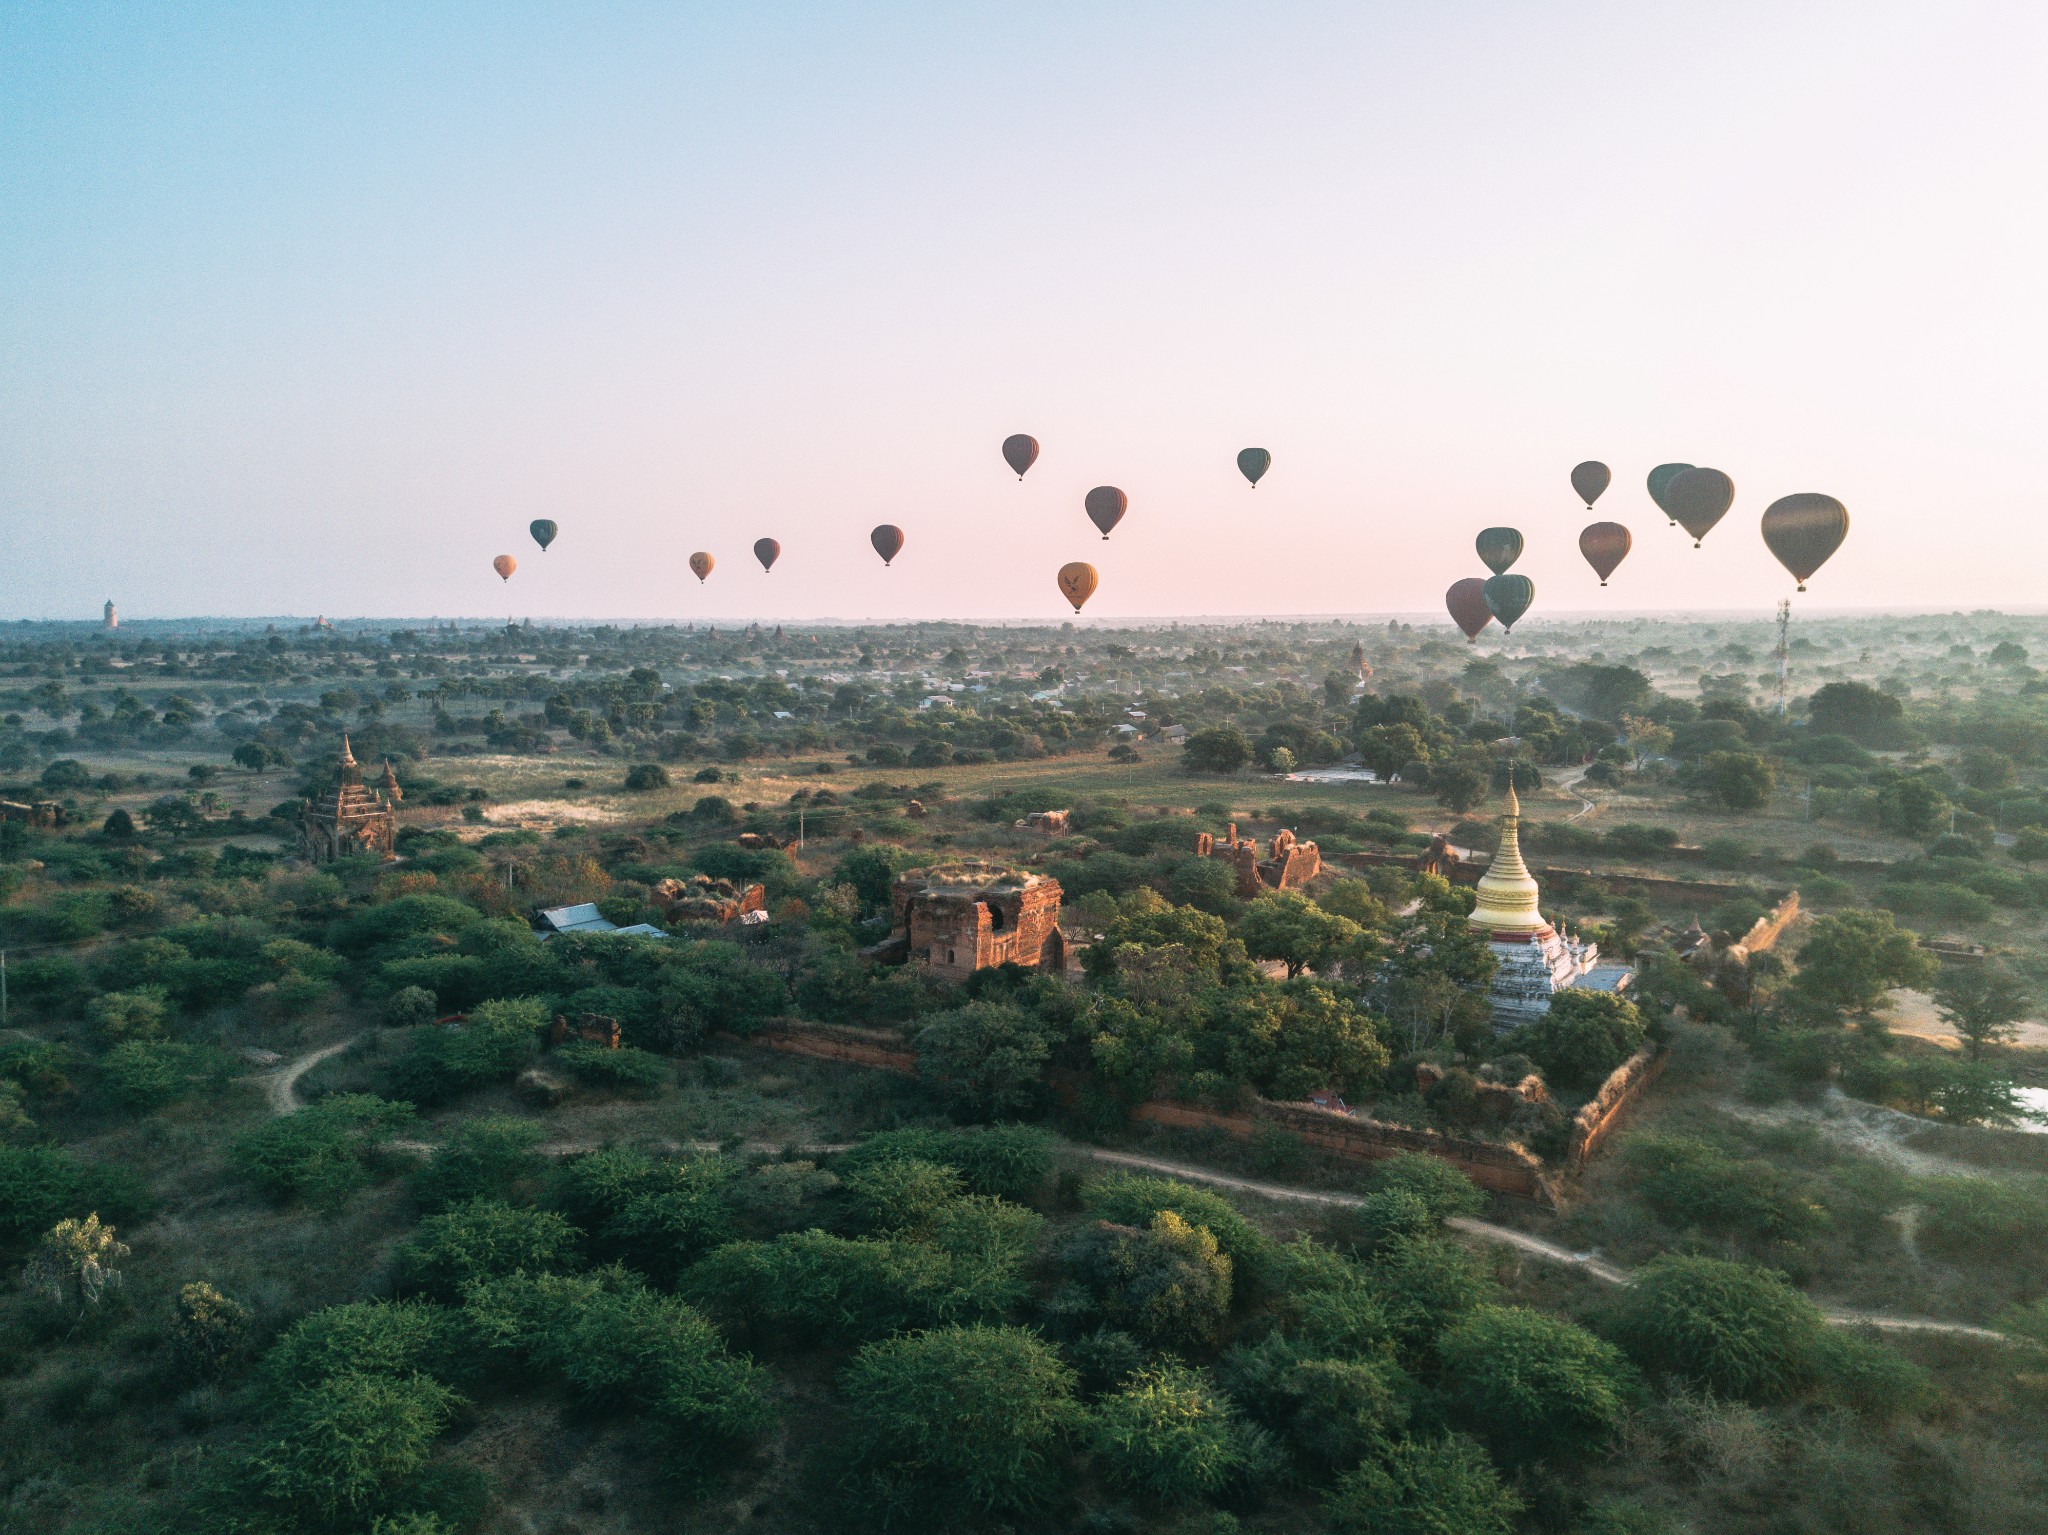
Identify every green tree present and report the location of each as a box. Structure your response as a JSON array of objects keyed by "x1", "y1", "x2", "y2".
[
  {"x1": 251, "y1": 1369, "x2": 460, "y2": 1518},
  {"x1": 838, "y1": 1324, "x2": 1082, "y2": 1526},
  {"x1": 1807, "y1": 680, "x2": 1907, "y2": 746},
  {"x1": 913, "y1": 1000, "x2": 1053, "y2": 1119},
  {"x1": 1088, "y1": 1363, "x2": 1257, "y2": 1500},
  {"x1": 1502, "y1": 990, "x2": 1646, "y2": 1095},
  {"x1": 1603, "y1": 1254, "x2": 1827, "y2": 1401},
  {"x1": 171, "y1": 1280, "x2": 253, "y2": 1381},
  {"x1": 1182, "y1": 727, "x2": 1253, "y2": 775},
  {"x1": 1237, "y1": 890, "x2": 1361, "y2": 978},
  {"x1": 1438, "y1": 1305, "x2": 1632, "y2": 1464},
  {"x1": 409, "y1": 1114, "x2": 549, "y2": 1212},
  {"x1": 22, "y1": 1213, "x2": 130, "y2": 1315},
  {"x1": 1933, "y1": 961, "x2": 2031, "y2": 1060},
  {"x1": 1325, "y1": 1435, "x2": 1522, "y2": 1535},
  {"x1": 1431, "y1": 757, "x2": 1490, "y2": 813},
  {"x1": 1696, "y1": 750, "x2": 1775, "y2": 810},
  {"x1": 391, "y1": 1198, "x2": 579, "y2": 1299},
  {"x1": 1790, "y1": 910, "x2": 1936, "y2": 1016},
  {"x1": 1877, "y1": 775, "x2": 1949, "y2": 838},
  {"x1": 230, "y1": 1094, "x2": 417, "y2": 1206},
  {"x1": 1059, "y1": 1210, "x2": 1234, "y2": 1350}
]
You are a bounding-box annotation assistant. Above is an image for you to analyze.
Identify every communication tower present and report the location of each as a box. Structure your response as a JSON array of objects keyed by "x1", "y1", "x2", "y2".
[{"x1": 1773, "y1": 598, "x2": 1791, "y2": 714}]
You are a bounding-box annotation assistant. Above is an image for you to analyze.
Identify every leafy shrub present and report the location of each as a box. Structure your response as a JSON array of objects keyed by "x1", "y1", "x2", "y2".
[
  {"x1": 555, "y1": 1148, "x2": 741, "y2": 1281},
  {"x1": 391, "y1": 1199, "x2": 581, "y2": 1299},
  {"x1": 1081, "y1": 1173, "x2": 1268, "y2": 1280},
  {"x1": 230, "y1": 1094, "x2": 416, "y2": 1206},
  {"x1": 261, "y1": 1300, "x2": 475, "y2": 1395},
  {"x1": 837, "y1": 1325, "x2": 1082, "y2": 1526},
  {"x1": 386, "y1": 997, "x2": 544, "y2": 1105},
  {"x1": 1603, "y1": 1255, "x2": 1827, "y2": 1401},
  {"x1": 0, "y1": 1144, "x2": 149, "y2": 1245},
  {"x1": 170, "y1": 1281, "x2": 253, "y2": 1383},
  {"x1": 1502, "y1": 990, "x2": 1646, "y2": 1096},
  {"x1": 1623, "y1": 1135, "x2": 1827, "y2": 1246},
  {"x1": 1325, "y1": 1434, "x2": 1521, "y2": 1535},
  {"x1": 1217, "y1": 1333, "x2": 1400, "y2": 1477},
  {"x1": 623, "y1": 763, "x2": 671, "y2": 791},
  {"x1": 383, "y1": 986, "x2": 439, "y2": 1028},
  {"x1": 1057, "y1": 1212, "x2": 1234, "y2": 1350},
  {"x1": 409, "y1": 1115, "x2": 551, "y2": 1213},
  {"x1": 1087, "y1": 1363, "x2": 1266, "y2": 1500},
  {"x1": 99, "y1": 1039, "x2": 225, "y2": 1111},
  {"x1": 1915, "y1": 1176, "x2": 2048, "y2": 1263},
  {"x1": 248, "y1": 1369, "x2": 461, "y2": 1520},
  {"x1": 1437, "y1": 1305, "x2": 1633, "y2": 1464},
  {"x1": 837, "y1": 1124, "x2": 1056, "y2": 1205},
  {"x1": 913, "y1": 1001, "x2": 1055, "y2": 1119},
  {"x1": 554, "y1": 1042, "x2": 670, "y2": 1096}
]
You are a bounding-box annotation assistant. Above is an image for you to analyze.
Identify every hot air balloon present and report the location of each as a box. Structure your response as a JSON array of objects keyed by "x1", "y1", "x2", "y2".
[
  {"x1": 1664, "y1": 468, "x2": 1734, "y2": 547},
  {"x1": 870, "y1": 525, "x2": 905, "y2": 566},
  {"x1": 1002, "y1": 434, "x2": 1039, "y2": 479},
  {"x1": 689, "y1": 552, "x2": 714, "y2": 583},
  {"x1": 1057, "y1": 562, "x2": 1099, "y2": 613},
  {"x1": 1647, "y1": 463, "x2": 1694, "y2": 526},
  {"x1": 1238, "y1": 448, "x2": 1271, "y2": 487},
  {"x1": 529, "y1": 519, "x2": 558, "y2": 552},
  {"x1": 1085, "y1": 487, "x2": 1127, "y2": 539},
  {"x1": 1761, "y1": 493, "x2": 1849, "y2": 591},
  {"x1": 1579, "y1": 522, "x2": 1632, "y2": 586},
  {"x1": 1570, "y1": 462, "x2": 1610, "y2": 508},
  {"x1": 754, "y1": 538, "x2": 781, "y2": 573},
  {"x1": 492, "y1": 555, "x2": 517, "y2": 582},
  {"x1": 1475, "y1": 527, "x2": 1524, "y2": 576},
  {"x1": 1483, "y1": 573, "x2": 1534, "y2": 631},
  {"x1": 1446, "y1": 578, "x2": 1493, "y2": 642}
]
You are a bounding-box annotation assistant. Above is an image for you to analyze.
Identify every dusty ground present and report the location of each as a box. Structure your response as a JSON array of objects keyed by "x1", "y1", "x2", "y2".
[{"x1": 1886, "y1": 987, "x2": 2048, "y2": 1051}]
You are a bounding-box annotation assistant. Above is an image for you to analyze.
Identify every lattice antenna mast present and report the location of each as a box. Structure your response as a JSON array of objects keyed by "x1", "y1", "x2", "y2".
[{"x1": 1774, "y1": 598, "x2": 1791, "y2": 714}]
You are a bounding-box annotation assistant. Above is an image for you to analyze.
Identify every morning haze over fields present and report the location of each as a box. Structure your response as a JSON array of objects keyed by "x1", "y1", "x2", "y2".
[{"x1": 0, "y1": 6, "x2": 2045, "y2": 1535}]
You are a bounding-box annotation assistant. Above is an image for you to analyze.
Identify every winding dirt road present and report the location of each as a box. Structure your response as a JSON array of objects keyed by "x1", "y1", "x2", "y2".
[{"x1": 253, "y1": 1040, "x2": 2022, "y2": 1345}]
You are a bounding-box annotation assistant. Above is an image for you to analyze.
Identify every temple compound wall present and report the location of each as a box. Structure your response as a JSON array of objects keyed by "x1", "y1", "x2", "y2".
[{"x1": 889, "y1": 861, "x2": 1068, "y2": 980}]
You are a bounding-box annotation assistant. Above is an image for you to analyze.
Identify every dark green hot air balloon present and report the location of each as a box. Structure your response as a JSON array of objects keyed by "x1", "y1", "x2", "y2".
[
  {"x1": 1647, "y1": 463, "x2": 1693, "y2": 526},
  {"x1": 1475, "y1": 527, "x2": 1524, "y2": 576},
  {"x1": 1761, "y1": 493, "x2": 1849, "y2": 591},
  {"x1": 529, "y1": 519, "x2": 558, "y2": 552},
  {"x1": 1664, "y1": 467, "x2": 1734, "y2": 547},
  {"x1": 1237, "y1": 448, "x2": 1271, "y2": 487},
  {"x1": 1483, "y1": 573, "x2": 1534, "y2": 631},
  {"x1": 1570, "y1": 461, "x2": 1611, "y2": 508}
]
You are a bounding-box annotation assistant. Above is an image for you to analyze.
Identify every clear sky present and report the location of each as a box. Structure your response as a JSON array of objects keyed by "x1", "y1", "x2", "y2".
[{"x1": 3, "y1": 2, "x2": 2044, "y2": 624}]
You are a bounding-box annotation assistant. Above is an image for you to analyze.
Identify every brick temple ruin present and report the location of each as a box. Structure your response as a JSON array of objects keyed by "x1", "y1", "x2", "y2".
[
  {"x1": 886, "y1": 860, "x2": 1069, "y2": 979},
  {"x1": 299, "y1": 736, "x2": 399, "y2": 863},
  {"x1": 1194, "y1": 824, "x2": 1322, "y2": 896}
]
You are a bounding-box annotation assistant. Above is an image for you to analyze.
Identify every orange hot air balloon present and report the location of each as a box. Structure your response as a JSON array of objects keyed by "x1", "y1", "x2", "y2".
[
  {"x1": 492, "y1": 555, "x2": 517, "y2": 582},
  {"x1": 1761, "y1": 493, "x2": 1849, "y2": 591},
  {"x1": 1085, "y1": 486, "x2": 1127, "y2": 538},
  {"x1": 688, "y1": 552, "x2": 714, "y2": 583},
  {"x1": 1002, "y1": 434, "x2": 1039, "y2": 479},
  {"x1": 1446, "y1": 578, "x2": 1492, "y2": 642},
  {"x1": 1057, "y1": 562, "x2": 1099, "y2": 613},
  {"x1": 870, "y1": 524, "x2": 904, "y2": 566},
  {"x1": 1578, "y1": 522, "x2": 1632, "y2": 586},
  {"x1": 754, "y1": 538, "x2": 780, "y2": 573}
]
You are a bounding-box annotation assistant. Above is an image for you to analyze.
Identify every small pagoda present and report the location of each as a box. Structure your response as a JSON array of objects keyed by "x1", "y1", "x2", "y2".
[
  {"x1": 1468, "y1": 785, "x2": 1601, "y2": 1026},
  {"x1": 299, "y1": 736, "x2": 399, "y2": 863}
]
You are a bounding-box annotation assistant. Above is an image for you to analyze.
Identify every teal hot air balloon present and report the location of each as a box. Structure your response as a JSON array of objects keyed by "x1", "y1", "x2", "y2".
[
  {"x1": 1237, "y1": 448, "x2": 1271, "y2": 487},
  {"x1": 1483, "y1": 573, "x2": 1534, "y2": 631},
  {"x1": 529, "y1": 519, "x2": 558, "y2": 552},
  {"x1": 1475, "y1": 527, "x2": 1524, "y2": 576}
]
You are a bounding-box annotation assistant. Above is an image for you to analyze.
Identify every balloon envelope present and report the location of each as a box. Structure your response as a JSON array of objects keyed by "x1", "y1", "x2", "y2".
[
  {"x1": 1002, "y1": 434, "x2": 1039, "y2": 479},
  {"x1": 1570, "y1": 461, "x2": 1611, "y2": 508},
  {"x1": 1761, "y1": 493, "x2": 1849, "y2": 590},
  {"x1": 754, "y1": 538, "x2": 781, "y2": 572},
  {"x1": 689, "y1": 551, "x2": 714, "y2": 583},
  {"x1": 1483, "y1": 573, "x2": 1534, "y2": 630},
  {"x1": 1664, "y1": 468, "x2": 1734, "y2": 546},
  {"x1": 1446, "y1": 577, "x2": 1493, "y2": 641},
  {"x1": 1057, "y1": 562, "x2": 1099, "y2": 612},
  {"x1": 870, "y1": 524, "x2": 905, "y2": 566},
  {"x1": 1578, "y1": 522, "x2": 1632, "y2": 585},
  {"x1": 1475, "y1": 527, "x2": 1524, "y2": 576},
  {"x1": 529, "y1": 519, "x2": 558, "y2": 551},
  {"x1": 492, "y1": 555, "x2": 516, "y2": 582},
  {"x1": 1237, "y1": 448, "x2": 1271, "y2": 486},
  {"x1": 1647, "y1": 462, "x2": 1694, "y2": 523},
  {"x1": 1085, "y1": 486, "x2": 1127, "y2": 538}
]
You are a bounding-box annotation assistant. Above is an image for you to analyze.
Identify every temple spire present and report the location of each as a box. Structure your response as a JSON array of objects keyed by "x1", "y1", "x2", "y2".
[{"x1": 1469, "y1": 784, "x2": 1545, "y2": 936}]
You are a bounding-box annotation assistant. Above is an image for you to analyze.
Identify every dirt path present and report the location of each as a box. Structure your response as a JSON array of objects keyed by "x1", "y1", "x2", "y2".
[
  {"x1": 1553, "y1": 763, "x2": 1599, "y2": 823},
  {"x1": 1078, "y1": 1148, "x2": 2014, "y2": 1342},
  {"x1": 259, "y1": 1036, "x2": 362, "y2": 1114}
]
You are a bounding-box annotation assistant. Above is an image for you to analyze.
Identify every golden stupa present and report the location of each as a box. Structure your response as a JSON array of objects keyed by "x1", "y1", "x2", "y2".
[{"x1": 1468, "y1": 784, "x2": 1550, "y2": 939}]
